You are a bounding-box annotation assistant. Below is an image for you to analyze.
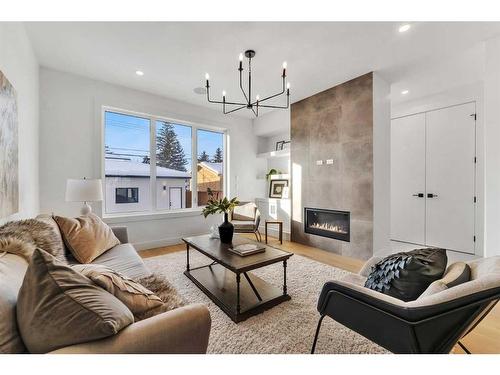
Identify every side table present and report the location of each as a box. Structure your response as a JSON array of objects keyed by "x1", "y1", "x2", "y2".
[{"x1": 265, "y1": 220, "x2": 283, "y2": 245}]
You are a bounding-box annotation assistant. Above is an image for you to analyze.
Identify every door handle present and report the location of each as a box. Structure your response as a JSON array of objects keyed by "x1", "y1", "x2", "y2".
[
  {"x1": 412, "y1": 193, "x2": 424, "y2": 198},
  {"x1": 427, "y1": 193, "x2": 438, "y2": 198}
]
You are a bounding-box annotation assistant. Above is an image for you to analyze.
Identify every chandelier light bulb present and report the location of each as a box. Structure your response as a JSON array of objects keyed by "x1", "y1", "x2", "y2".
[
  {"x1": 256, "y1": 95, "x2": 260, "y2": 101},
  {"x1": 205, "y1": 73, "x2": 210, "y2": 80},
  {"x1": 282, "y1": 61, "x2": 287, "y2": 69},
  {"x1": 222, "y1": 90, "x2": 226, "y2": 97},
  {"x1": 287, "y1": 82, "x2": 291, "y2": 89},
  {"x1": 239, "y1": 53, "x2": 244, "y2": 61}
]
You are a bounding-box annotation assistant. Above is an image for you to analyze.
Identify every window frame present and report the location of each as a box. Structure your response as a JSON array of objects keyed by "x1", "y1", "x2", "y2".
[
  {"x1": 115, "y1": 187, "x2": 139, "y2": 204},
  {"x1": 101, "y1": 106, "x2": 228, "y2": 218}
]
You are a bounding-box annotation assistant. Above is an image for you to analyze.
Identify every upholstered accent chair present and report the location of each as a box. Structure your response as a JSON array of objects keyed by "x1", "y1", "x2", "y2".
[
  {"x1": 230, "y1": 202, "x2": 262, "y2": 242},
  {"x1": 311, "y1": 256, "x2": 500, "y2": 354}
]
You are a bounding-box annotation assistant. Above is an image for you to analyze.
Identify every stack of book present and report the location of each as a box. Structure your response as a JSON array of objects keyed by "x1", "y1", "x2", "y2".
[{"x1": 228, "y1": 243, "x2": 266, "y2": 256}]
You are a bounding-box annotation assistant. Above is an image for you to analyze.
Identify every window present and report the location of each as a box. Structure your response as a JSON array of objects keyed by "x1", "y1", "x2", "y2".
[
  {"x1": 104, "y1": 111, "x2": 150, "y2": 214},
  {"x1": 103, "y1": 108, "x2": 226, "y2": 215},
  {"x1": 196, "y1": 129, "x2": 224, "y2": 206},
  {"x1": 155, "y1": 121, "x2": 192, "y2": 210},
  {"x1": 115, "y1": 188, "x2": 139, "y2": 204}
]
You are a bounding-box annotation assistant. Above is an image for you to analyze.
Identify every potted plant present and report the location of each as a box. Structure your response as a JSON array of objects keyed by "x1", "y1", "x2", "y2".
[{"x1": 202, "y1": 191, "x2": 239, "y2": 244}]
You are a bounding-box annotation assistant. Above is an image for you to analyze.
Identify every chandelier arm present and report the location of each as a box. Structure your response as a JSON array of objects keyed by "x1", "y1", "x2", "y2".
[
  {"x1": 257, "y1": 95, "x2": 289, "y2": 109},
  {"x1": 251, "y1": 76, "x2": 286, "y2": 105},
  {"x1": 239, "y1": 69, "x2": 250, "y2": 104},
  {"x1": 257, "y1": 104, "x2": 289, "y2": 109},
  {"x1": 250, "y1": 105, "x2": 257, "y2": 117},
  {"x1": 207, "y1": 86, "x2": 246, "y2": 105},
  {"x1": 223, "y1": 104, "x2": 247, "y2": 115}
]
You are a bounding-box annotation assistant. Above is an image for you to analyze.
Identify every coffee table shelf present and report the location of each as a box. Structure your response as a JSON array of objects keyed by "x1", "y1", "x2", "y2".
[{"x1": 183, "y1": 234, "x2": 293, "y2": 323}]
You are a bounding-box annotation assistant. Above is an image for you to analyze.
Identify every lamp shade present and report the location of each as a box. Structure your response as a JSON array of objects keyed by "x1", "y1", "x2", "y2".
[{"x1": 65, "y1": 178, "x2": 103, "y2": 202}]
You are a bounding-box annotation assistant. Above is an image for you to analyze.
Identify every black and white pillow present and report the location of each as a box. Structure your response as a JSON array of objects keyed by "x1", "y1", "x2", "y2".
[{"x1": 364, "y1": 248, "x2": 448, "y2": 302}]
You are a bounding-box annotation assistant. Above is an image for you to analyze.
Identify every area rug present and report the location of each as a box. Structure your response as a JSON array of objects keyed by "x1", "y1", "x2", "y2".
[{"x1": 143, "y1": 250, "x2": 388, "y2": 354}]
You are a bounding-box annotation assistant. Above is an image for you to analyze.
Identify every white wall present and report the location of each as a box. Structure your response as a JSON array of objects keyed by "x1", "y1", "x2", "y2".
[
  {"x1": 484, "y1": 36, "x2": 500, "y2": 257},
  {"x1": 253, "y1": 108, "x2": 290, "y2": 137},
  {"x1": 0, "y1": 23, "x2": 39, "y2": 225},
  {"x1": 39, "y1": 68, "x2": 259, "y2": 249},
  {"x1": 391, "y1": 82, "x2": 485, "y2": 257},
  {"x1": 372, "y1": 73, "x2": 391, "y2": 254}
]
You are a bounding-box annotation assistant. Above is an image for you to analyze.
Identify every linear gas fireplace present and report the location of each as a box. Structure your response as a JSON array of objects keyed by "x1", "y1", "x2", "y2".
[{"x1": 304, "y1": 208, "x2": 350, "y2": 242}]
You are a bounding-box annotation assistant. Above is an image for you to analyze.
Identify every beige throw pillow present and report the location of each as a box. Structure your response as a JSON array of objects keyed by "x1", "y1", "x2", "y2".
[
  {"x1": 72, "y1": 264, "x2": 163, "y2": 316},
  {"x1": 16, "y1": 249, "x2": 133, "y2": 353},
  {"x1": 54, "y1": 213, "x2": 120, "y2": 263}
]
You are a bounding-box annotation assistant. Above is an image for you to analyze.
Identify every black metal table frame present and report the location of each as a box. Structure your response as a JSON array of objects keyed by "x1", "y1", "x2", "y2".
[{"x1": 184, "y1": 243, "x2": 290, "y2": 322}]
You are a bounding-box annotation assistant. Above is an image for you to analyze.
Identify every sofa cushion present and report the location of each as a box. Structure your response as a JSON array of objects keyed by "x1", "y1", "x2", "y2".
[
  {"x1": 54, "y1": 213, "x2": 120, "y2": 263},
  {"x1": 16, "y1": 248, "x2": 134, "y2": 353},
  {"x1": 232, "y1": 203, "x2": 256, "y2": 221},
  {"x1": 72, "y1": 263, "x2": 162, "y2": 317},
  {"x1": 0, "y1": 253, "x2": 28, "y2": 353},
  {"x1": 89, "y1": 243, "x2": 151, "y2": 279},
  {"x1": 364, "y1": 248, "x2": 447, "y2": 302}
]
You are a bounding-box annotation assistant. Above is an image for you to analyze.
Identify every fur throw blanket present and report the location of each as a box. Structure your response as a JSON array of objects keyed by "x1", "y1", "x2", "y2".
[
  {"x1": 0, "y1": 219, "x2": 65, "y2": 261},
  {"x1": 133, "y1": 273, "x2": 186, "y2": 320}
]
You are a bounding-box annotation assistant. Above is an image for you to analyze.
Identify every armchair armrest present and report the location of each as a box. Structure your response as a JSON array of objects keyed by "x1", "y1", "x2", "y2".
[
  {"x1": 111, "y1": 226, "x2": 128, "y2": 244},
  {"x1": 49, "y1": 303, "x2": 211, "y2": 354}
]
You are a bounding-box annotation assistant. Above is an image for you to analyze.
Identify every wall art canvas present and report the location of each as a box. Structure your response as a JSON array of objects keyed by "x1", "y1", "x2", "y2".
[{"x1": 0, "y1": 70, "x2": 19, "y2": 217}]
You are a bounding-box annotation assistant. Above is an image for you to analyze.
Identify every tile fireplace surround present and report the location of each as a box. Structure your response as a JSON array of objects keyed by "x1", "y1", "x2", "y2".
[{"x1": 291, "y1": 72, "x2": 375, "y2": 260}]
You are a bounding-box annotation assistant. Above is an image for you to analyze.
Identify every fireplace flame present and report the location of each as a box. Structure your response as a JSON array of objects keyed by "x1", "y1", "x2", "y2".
[{"x1": 309, "y1": 222, "x2": 348, "y2": 234}]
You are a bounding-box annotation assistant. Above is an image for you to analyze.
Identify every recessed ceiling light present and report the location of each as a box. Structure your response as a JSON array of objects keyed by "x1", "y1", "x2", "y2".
[
  {"x1": 401, "y1": 89, "x2": 409, "y2": 95},
  {"x1": 399, "y1": 24, "x2": 411, "y2": 33},
  {"x1": 135, "y1": 70, "x2": 144, "y2": 76}
]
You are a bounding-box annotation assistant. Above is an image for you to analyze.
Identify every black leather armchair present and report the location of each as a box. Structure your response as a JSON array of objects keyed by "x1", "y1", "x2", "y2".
[{"x1": 311, "y1": 256, "x2": 500, "y2": 354}]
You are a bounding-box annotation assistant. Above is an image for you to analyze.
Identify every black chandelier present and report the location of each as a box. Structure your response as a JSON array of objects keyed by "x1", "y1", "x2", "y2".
[{"x1": 204, "y1": 49, "x2": 290, "y2": 117}]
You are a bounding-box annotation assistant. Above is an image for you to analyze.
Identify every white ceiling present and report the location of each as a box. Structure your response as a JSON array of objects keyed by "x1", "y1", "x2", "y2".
[{"x1": 24, "y1": 22, "x2": 500, "y2": 117}]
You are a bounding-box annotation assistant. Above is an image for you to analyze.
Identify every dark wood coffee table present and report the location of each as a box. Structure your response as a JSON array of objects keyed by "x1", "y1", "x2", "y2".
[{"x1": 183, "y1": 234, "x2": 293, "y2": 323}]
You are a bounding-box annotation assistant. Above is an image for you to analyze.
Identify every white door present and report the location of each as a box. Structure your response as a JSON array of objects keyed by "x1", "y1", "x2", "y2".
[
  {"x1": 425, "y1": 102, "x2": 476, "y2": 254},
  {"x1": 391, "y1": 113, "x2": 426, "y2": 244},
  {"x1": 169, "y1": 187, "x2": 182, "y2": 210}
]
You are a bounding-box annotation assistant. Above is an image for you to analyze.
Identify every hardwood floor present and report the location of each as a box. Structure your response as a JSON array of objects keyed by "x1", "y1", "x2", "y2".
[{"x1": 140, "y1": 234, "x2": 500, "y2": 354}]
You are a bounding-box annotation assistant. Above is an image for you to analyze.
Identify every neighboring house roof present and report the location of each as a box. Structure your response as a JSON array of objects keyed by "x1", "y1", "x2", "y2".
[
  {"x1": 105, "y1": 159, "x2": 191, "y2": 179},
  {"x1": 199, "y1": 162, "x2": 223, "y2": 175}
]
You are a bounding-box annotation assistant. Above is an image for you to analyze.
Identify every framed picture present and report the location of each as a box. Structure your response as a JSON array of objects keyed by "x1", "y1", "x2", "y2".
[
  {"x1": 275, "y1": 141, "x2": 284, "y2": 151},
  {"x1": 269, "y1": 179, "x2": 289, "y2": 199},
  {"x1": 0, "y1": 69, "x2": 19, "y2": 218}
]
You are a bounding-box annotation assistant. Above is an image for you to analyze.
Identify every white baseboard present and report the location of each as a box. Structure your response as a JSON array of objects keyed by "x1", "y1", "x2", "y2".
[
  {"x1": 258, "y1": 225, "x2": 291, "y2": 241},
  {"x1": 133, "y1": 232, "x2": 207, "y2": 251}
]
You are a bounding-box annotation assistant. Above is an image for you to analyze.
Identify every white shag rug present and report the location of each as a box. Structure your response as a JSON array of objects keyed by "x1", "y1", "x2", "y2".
[{"x1": 143, "y1": 250, "x2": 388, "y2": 354}]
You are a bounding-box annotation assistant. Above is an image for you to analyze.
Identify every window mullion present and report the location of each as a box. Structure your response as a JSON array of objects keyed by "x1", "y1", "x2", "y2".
[
  {"x1": 192, "y1": 127, "x2": 198, "y2": 207},
  {"x1": 150, "y1": 118, "x2": 157, "y2": 212}
]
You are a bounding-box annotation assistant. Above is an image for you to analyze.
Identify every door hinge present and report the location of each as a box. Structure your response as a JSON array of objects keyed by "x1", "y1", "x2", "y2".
[
  {"x1": 473, "y1": 235, "x2": 476, "y2": 242},
  {"x1": 474, "y1": 196, "x2": 477, "y2": 203},
  {"x1": 470, "y1": 113, "x2": 477, "y2": 121}
]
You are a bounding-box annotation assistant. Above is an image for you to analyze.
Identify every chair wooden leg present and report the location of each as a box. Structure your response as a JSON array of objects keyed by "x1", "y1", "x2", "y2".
[
  {"x1": 254, "y1": 231, "x2": 259, "y2": 242},
  {"x1": 311, "y1": 315, "x2": 326, "y2": 354}
]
